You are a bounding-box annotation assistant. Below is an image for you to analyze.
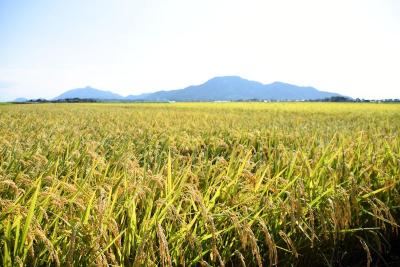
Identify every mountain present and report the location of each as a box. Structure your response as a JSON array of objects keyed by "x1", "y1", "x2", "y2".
[
  {"x1": 126, "y1": 76, "x2": 340, "y2": 101},
  {"x1": 53, "y1": 77, "x2": 341, "y2": 102},
  {"x1": 54, "y1": 86, "x2": 124, "y2": 100},
  {"x1": 13, "y1": 97, "x2": 28, "y2": 102}
]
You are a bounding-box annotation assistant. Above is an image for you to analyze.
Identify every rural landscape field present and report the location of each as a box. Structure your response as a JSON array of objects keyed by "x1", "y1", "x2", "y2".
[{"x1": 0, "y1": 102, "x2": 399, "y2": 266}]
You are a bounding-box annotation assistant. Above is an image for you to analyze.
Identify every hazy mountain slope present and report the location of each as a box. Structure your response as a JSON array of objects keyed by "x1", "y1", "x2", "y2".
[
  {"x1": 54, "y1": 77, "x2": 340, "y2": 101},
  {"x1": 13, "y1": 97, "x2": 28, "y2": 102},
  {"x1": 128, "y1": 76, "x2": 340, "y2": 101},
  {"x1": 54, "y1": 86, "x2": 124, "y2": 100}
]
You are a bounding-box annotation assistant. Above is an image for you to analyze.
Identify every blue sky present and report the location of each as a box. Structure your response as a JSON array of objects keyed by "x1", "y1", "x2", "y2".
[{"x1": 0, "y1": 0, "x2": 399, "y2": 101}]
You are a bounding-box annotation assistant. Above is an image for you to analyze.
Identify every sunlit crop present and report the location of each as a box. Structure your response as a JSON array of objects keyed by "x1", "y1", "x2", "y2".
[{"x1": 1, "y1": 102, "x2": 399, "y2": 266}]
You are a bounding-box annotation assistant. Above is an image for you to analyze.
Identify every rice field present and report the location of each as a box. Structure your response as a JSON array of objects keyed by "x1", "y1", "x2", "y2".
[{"x1": 0, "y1": 102, "x2": 399, "y2": 266}]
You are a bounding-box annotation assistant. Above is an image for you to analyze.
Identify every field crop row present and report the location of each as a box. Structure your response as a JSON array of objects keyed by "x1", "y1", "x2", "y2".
[{"x1": 0, "y1": 103, "x2": 399, "y2": 266}]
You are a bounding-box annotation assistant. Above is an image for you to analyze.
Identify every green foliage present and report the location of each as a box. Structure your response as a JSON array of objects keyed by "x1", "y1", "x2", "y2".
[{"x1": 0, "y1": 102, "x2": 399, "y2": 266}]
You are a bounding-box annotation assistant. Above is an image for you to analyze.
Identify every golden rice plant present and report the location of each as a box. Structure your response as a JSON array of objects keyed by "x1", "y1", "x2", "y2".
[{"x1": 0, "y1": 102, "x2": 399, "y2": 266}]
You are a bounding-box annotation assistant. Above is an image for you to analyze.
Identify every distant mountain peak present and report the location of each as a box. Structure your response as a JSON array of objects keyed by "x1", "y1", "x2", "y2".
[
  {"x1": 207, "y1": 75, "x2": 244, "y2": 81},
  {"x1": 126, "y1": 76, "x2": 340, "y2": 101},
  {"x1": 53, "y1": 76, "x2": 341, "y2": 102},
  {"x1": 54, "y1": 86, "x2": 124, "y2": 100},
  {"x1": 205, "y1": 75, "x2": 254, "y2": 84},
  {"x1": 13, "y1": 97, "x2": 28, "y2": 102}
]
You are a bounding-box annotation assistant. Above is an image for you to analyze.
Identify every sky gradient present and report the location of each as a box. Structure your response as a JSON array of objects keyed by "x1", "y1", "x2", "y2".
[{"x1": 0, "y1": 0, "x2": 399, "y2": 101}]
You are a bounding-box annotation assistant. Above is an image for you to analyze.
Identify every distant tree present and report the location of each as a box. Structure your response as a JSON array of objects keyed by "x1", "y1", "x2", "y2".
[{"x1": 325, "y1": 96, "x2": 352, "y2": 102}]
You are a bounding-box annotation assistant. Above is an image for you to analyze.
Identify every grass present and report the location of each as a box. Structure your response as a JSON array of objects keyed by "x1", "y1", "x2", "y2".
[{"x1": 0, "y1": 102, "x2": 399, "y2": 266}]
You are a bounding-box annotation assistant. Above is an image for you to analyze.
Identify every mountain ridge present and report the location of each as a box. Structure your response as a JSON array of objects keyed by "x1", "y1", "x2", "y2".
[
  {"x1": 125, "y1": 76, "x2": 340, "y2": 101},
  {"x1": 54, "y1": 76, "x2": 341, "y2": 101},
  {"x1": 54, "y1": 86, "x2": 124, "y2": 100}
]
